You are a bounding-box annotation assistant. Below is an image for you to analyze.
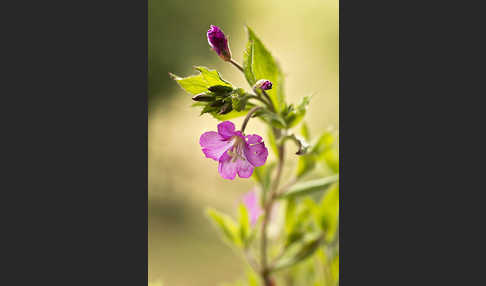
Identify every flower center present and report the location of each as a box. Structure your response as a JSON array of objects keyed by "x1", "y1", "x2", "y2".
[{"x1": 227, "y1": 136, "x2": 246, "y2": 162}]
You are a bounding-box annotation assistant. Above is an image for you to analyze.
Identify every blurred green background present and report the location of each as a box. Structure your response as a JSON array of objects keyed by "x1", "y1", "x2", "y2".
[{"x1": 148, "y1": 0, "x2": 338, "y2": 285}]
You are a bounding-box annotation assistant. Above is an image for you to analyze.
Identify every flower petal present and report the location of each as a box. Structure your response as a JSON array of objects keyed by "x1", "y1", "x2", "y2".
[
  {"x1": 217, "y1": 121, "x2": 237, "y2": 139},
  {"x1": 236, "y1": 157, "x2": 254, "y2": 178},
  {"x1": 218, "y1": 152, "x2": 238, "y2": 180},
  {"x1": 200, "y1": 131, "x2": 233, "y2": 161},
  {"x1": 245, "y1": 142, "x2": 268, "y2": 167},
  {"x1": 245, "y1": 134, "x2": 263, "y2": 144}
]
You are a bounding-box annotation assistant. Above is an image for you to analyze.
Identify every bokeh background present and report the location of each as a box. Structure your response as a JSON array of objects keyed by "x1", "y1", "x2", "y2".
[{"x1": 149, "y1": 0, "x2": 338, "y2": 285}]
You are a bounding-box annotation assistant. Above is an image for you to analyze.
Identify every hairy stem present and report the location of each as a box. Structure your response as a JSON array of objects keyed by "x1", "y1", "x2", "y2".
[
  {"x1": 230, "y1": 59, "x2": 244, "y2": 72},
  {"x1": 261, "y1": 140, "x2": 285, "y2": 285},
  {"x1": 241, "y1": 106, "x2": 263, "y2": 133}
]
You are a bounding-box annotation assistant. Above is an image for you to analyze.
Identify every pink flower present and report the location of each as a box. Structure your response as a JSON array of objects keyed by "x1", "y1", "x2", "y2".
[
  {"x1": 199, "y1": 121, "x2": 268, "y2": 180},
  {"x1": 243, "y1": 190, "x2": 263, "y2": 226}
]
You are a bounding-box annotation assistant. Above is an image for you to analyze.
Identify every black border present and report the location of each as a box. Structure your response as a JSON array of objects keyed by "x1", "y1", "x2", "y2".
[{"x1": 2, "y1": 0, "x2": 148, "y2": 284}]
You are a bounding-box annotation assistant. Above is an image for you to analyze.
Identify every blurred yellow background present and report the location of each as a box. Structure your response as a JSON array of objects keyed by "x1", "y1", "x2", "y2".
[{"x1": 149, "y1": 0, "x2": 338, "y2": 285}]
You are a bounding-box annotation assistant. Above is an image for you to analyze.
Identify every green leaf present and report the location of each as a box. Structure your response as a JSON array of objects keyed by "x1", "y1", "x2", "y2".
[
  {"x1": 317, "y1": 184, "x2": 339, "y2": 242},
  {"x1": 284, "y1": 96, "x2": 311, "y2": 128},
  {"x1": 296, "y1": 155, "x2": 316, "y2": 178},
  {"x1": 267, "y1": 128, "x2": 280, "y2": 158},
  {"x1": 211, "y1": 107, "x2": 252, "y2": 121},
  {"x1": 320, "y1": 149, "x2": 339, "y2": 173},
  {"x1": 243, "y1": 41, "x2": 256, "y2": 85},
  {"x1": 252, "y1": 162, "x2": 276, "y2": 201},
  {"x1": 238, "y1": 204, "x2": 250, "y2": 247},
  {"x1": 301, "y1": 122, "x2": 311, "y2": 141},
  {"x1": 243, "y1": 26, "x2": 286, "y2": 112},
  {"x1": 206, "y1": 208, "x2": 242, "y2": 247},
  {"x1": 246, "y1": 270, "x2": 261, "y2": 286},
  {"x1": 231, "y1": 94, "x2": 249, "y2": 112},
  {"x1": 170, "y1": 66, "x2": 232, "y2": 95},
  {"x1": 277, "y1": 175, "x2": 339, "y2": 200},
  {"x1": 313, "y1": 131, "x2": 339, "y2": 173},
  {"x1": 284, "y1": 198, "x2": 317, "y2": 248},
  {"x1": 256, "y1": 109, "x2": 286, "y2": 129},
  {"x1": 312, "y1": 131, "x2": 335, "y2": 155},
  {"x1": 272, "y1": 233, "x2": 323, "y2": 272}
]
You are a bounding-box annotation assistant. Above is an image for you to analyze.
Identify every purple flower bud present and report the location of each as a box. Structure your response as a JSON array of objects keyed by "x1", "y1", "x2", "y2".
[
  {"x1": 207, "y1": 25, "x2": 232, "y2": 62},
  {"x1": 254, "y1": 79, "x2": 273, "y2": 91}
]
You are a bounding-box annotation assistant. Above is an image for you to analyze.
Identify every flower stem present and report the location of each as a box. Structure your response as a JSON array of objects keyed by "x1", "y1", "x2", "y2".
[
  {"x1": 230, "y1": 59, "x2": 244, "y2": 73},
  {"x1": 261, "y1": 140, "x2": 285, "y2": 286},
  {"x1": 241, "y1": 106, "x2": 263, "y2": 133},
  {"x1": 246, "y1": 95, "x2": 273, "y2": 110},
  {"x1": 261, "y1": 90, "x2": 275, "y2": 112}
]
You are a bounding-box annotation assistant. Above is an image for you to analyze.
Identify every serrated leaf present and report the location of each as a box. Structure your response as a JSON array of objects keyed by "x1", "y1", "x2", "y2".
[
  {"x1": 278, "y1": 175, "x2": 339, "y2": 200},
  {"x1": 170, "y1": 66, "x2": 232, "y2": 95},
  {"x1": 244, "y1": 27, "x2": 286, "y2": 112},
  {"x1": 206, "y1": 208, "x2": 242, "y2": 247}
]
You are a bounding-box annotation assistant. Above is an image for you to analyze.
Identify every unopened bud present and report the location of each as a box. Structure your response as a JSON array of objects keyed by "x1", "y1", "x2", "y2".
[
  {"x1": 207, "y1": 25, "x2": 232, "y2": 62},
  {"x1": 218, "y1": 101, "x2": 233, "y2": 114},
  {"x1": 192, "y1": 93, "x2": 213, "y2": 102},
  {"x1": 254, "y1": 79, "x2": 273, "y2": 91}
]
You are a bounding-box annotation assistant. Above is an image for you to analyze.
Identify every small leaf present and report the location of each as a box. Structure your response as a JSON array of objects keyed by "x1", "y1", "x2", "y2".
[
  {"x1": 284, "y1": 96, "x2": 311, "y2": 128},
  {"x1": 244, "y1": 26, "x2": 286, "y2": 112},
  {"x1": 206, "y1": 208, "x2": 242, "y2": 247},
  {"x1": 301, "y1": 122, "x2": 311, "y2": 141},
  {"x1": 170, "y1": 66, "x2": 232, "y2": 95},
  {"x1": 277, "y1": 175, "x2": 339, "y2": 200}
]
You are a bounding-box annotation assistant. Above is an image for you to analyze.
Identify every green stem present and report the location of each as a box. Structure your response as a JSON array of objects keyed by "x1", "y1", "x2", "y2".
[
  {"x1": 230, "y1": 59, "x2": 244, "y2": 72},
  {"x1": 261, "y1": 140, "x2": 285, "y2": 286},
  {"x1": 241, "y1": 106, "x2": 263, "y2": 133}
]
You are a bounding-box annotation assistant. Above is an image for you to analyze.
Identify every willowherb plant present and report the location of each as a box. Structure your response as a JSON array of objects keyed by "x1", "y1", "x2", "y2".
[{"x1": 170, "y1": 25, "x2": 339, "y2": 286}]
